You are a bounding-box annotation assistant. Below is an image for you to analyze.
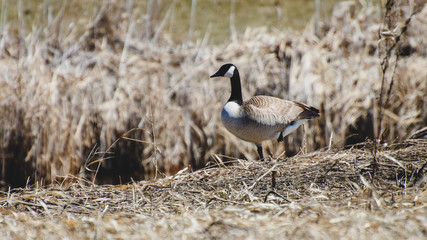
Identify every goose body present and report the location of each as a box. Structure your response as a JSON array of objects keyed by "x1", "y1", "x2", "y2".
[
  {"x1": 211, "y1": 63, "x2": 319, "y2": 160},
  {"x1": 221, "y1": 96, "x2": 311, "y2": 143}
]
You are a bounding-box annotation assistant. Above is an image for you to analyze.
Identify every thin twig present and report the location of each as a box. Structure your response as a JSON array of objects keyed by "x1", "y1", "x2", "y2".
[
  {"x1": 248, "y1": 164, "x2": 277, "y2": 190},
  {"x1": 264, "y1": 191, "x2": 290, "y2": 203},
  {"x1": 373, "y1": 0, "x2": 415, "y2": 183}
]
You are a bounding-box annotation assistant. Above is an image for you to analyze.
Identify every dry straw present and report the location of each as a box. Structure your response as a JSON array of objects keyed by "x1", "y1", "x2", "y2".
[
  {"x1": 0, "y1": 140, "x2": 426, "y2": 238},
  {"x1": 0, "y1": 1, "x2": 426, "y2": 186}
]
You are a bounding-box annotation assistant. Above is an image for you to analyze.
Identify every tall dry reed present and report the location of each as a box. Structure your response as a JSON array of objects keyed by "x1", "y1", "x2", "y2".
[{"x1": 0, "y1": 1, "x2": 426, "y2": 187}]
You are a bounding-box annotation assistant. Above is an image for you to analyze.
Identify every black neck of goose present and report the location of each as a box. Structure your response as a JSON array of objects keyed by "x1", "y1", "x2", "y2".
[{"x1": 228, "y1": 70, "x2": 243, "y2": 104}]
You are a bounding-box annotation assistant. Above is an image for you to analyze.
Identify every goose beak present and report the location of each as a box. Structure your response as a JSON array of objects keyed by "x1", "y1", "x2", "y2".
[{"x1": 210, "y1": 72, "x2": 220, "y2": 78}]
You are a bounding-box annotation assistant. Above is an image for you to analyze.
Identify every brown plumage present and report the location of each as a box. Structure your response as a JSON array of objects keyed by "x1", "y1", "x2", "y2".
[{"x1": 244, "y1": 96, "x2": 319, "y2": 125}]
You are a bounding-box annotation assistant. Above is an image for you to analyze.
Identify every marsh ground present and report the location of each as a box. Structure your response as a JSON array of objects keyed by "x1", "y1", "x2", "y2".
[
  {"x1": 1, "y1": 140, "x2": 426, "y2": 239},
  {"x1": 0, "y1": 0, "x2": 426, "y2": 238}
]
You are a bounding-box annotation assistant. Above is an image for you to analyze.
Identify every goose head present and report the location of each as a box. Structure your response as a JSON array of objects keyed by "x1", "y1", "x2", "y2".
[
  {"x1": 210, "y1": 63, "x2": 243, "y2": 103},
  {"x1": 210, "y1": 63, "x2": 237, "y2": 78}
]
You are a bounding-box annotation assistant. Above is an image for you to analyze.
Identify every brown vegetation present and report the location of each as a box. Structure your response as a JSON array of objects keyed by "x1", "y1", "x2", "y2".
[
  {"x1": 0, "y1": 1, "x2": 426, "y2": 187},
  {"x1": 0, "y1": 140, "x2": 426, "y2": 238},
  {"x1": 0, "y1": 1, "x2": 426, "y2": 237}
]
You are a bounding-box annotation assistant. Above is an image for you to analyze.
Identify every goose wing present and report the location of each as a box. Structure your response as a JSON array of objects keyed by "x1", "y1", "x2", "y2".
[{"x1": 242, "y1": 96, "x2": 319, "y2": 126}]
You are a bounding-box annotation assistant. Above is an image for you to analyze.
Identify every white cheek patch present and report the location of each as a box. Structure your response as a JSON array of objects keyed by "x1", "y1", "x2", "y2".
[{"x1": 224, "y1": 66, "x2": 235, "y2": 77}]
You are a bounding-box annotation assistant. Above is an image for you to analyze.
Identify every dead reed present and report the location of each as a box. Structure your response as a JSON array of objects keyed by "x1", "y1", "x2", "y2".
[
  {"x1": 0, "y1": 1, "x2": 426, "y2": 186},
  {"x1": 0, "y1": 140, "x2": 426, "y2": 239}
]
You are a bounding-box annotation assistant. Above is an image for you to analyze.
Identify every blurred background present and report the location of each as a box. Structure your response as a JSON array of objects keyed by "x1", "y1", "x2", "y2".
[
  {"x1": 4, "y1": 0, "x2": 342, "y2": 43},
  {"x1": 1, "y1": 0, "x2": 426, "y2": 188}
]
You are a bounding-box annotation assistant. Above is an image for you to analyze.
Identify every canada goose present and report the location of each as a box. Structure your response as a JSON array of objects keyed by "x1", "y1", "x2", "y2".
[{"x1": 210, "y1": 63, "x2": 320, "y2": 160}]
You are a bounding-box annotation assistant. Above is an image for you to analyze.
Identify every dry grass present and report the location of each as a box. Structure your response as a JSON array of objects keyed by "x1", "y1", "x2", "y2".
[
  {"x1": 1, "y1": 1, "x2": 426, "y2": 238},
  {"x1": 0, "y1": 0, "x2": 426, "y2": 187},
  {"x1": 4, "y1": 0, "x2": 342, "y2": 44},
  {"x1": 0, "y1": 140, "x2": 426, "y2": 239}
]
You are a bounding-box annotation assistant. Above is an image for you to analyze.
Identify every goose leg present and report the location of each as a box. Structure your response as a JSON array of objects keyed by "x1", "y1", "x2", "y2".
[
  {"x1": 277, "y1": 132, "x2": 284, "y2": 142},
  {"x1": 256, "y1": 144, "x2": 264, "y2": 161}
]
